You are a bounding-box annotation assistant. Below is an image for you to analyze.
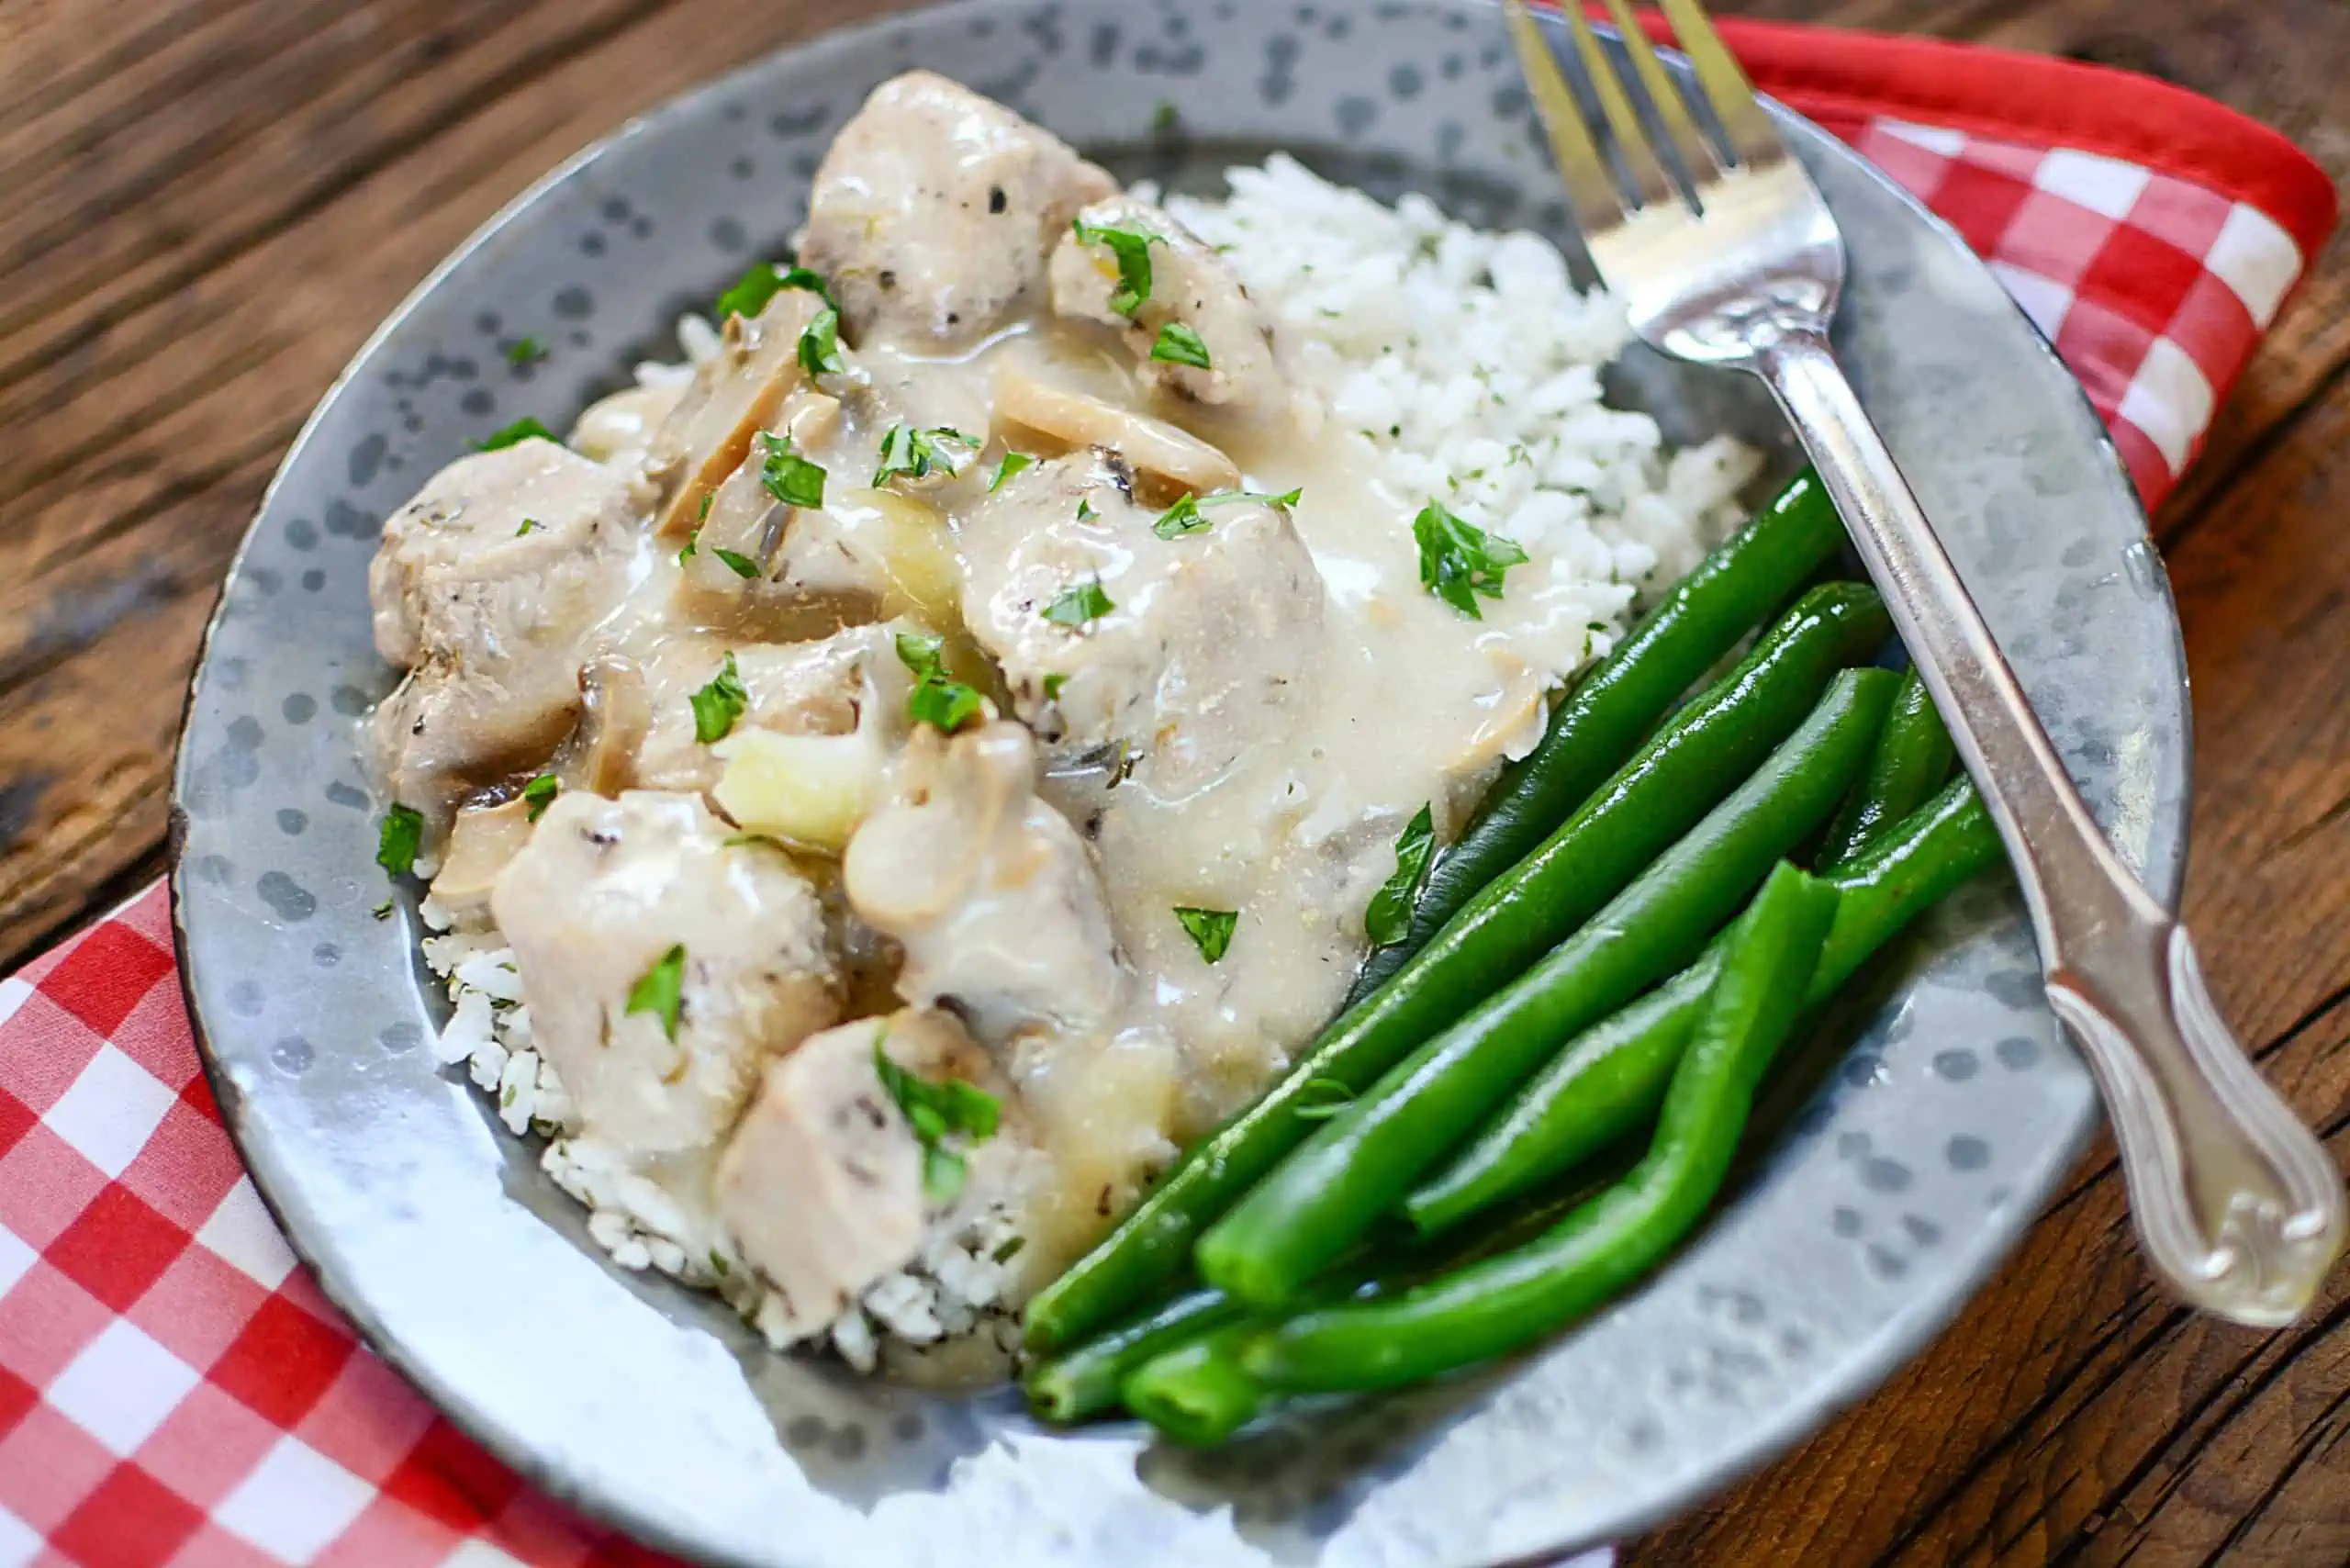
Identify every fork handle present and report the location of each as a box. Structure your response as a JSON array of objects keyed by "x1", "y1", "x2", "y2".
[{"x1": 1757, "y1": 327, "x2": 2344, "y2": 1327}]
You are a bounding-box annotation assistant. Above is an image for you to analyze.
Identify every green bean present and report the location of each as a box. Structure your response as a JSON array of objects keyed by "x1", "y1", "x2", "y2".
[
  {"x1": 1405, "y1": 980, "x2": 1706, "y2": 1238},
  {"x1": 1024, "y1": 1287, "x2": 1246, "y2": 1426},
  {"x1": 1348, "y1": 469, "x2": 1849, "y2": 1002},
  {"x1": 1817, "y1": 666, "x2": 1954, "y2": 869},
  {"x1": 1113, "y1": 1173, "x2": 1611, "y2": 1441},
  {"x1": 1021, "y1": 586, "x2": 1892, "y2": 1353},
  {"x1": 1195, "y1": 670, "x2": 1896, "y2": 1308},
  {"x1": 1245, "y1": 863, "x2": 1840, "y2": 1393},
  {"x1": 1121, "y1": 1322, "x2": 1270, "y2": 1446},
  {"x1": 1404, "y1": 775, "x2": 2004, "y2": 1234}
]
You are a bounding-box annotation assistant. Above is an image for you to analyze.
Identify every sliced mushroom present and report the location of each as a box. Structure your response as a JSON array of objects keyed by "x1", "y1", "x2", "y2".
[
  {"x1": 427, "y1": 795, "x2": 539, "y2": 923},
  {"x1": 647, "y1": 289, "x2": 823, "y2": 539},
  {"x1": 554, "y1": 655, "x2": 652, "y2": 797},
  {"x1": 992, "y1": 365, "x2": 1241, "y2": 498},
  {"x1": 677, "y1": 389, "x2": 847, "y2": 598}
]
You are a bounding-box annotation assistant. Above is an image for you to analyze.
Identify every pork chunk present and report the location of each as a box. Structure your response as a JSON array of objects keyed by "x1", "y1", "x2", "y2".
[
  {"x1": 796, "y1": 72, "x2": 1116, "y2": 350},
  {"x1": 1051, "y1": 196, "x2": 1287, "y2": 417},
  {"x1": 957, "y1": 449, "x2": 1324, "y2": 793},
  {"x1": 366, "y1": 441, "x2": 634, "y2": 816},
  {"x1": 714, "y1": 1008, "x2": 1001, "y2": 1334},
  {"x1": 845, "y1": 721, "x2": 1126, "y2": 1045},
  {"x1": 490, "y1": 791, "x2": 840, "y2": 1159}
]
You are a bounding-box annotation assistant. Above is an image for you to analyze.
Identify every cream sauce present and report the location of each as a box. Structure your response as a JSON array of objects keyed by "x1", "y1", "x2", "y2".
[{"x1": 545, "y1": 305, "x2": 1609, "y2": 1283}]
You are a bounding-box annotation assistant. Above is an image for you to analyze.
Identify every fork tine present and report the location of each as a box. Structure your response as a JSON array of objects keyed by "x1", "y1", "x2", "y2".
[
  {"x1": 1558, "y1": 1, "x2": 1680, "y2": 210},
  {"x1": 1655, "y1": 0, "x2": 1785, "y2": 171},
  {"x1": 1501, "y1": 0, "x2": 1627, "y2": 230},
  {"x1": 1595, "y1": 0, "x2": 1726, "y2": 185}
]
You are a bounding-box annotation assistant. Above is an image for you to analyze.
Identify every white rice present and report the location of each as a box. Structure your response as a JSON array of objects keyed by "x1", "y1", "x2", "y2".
[
  {"x1": 446, "y1": 157, "x2": 1754, "y2": 1372},
  {"x1": 423, "y1": 919, "x2": 1024, "y2": 1371},
  {"x1": 1166, "y1": 153, "x2": 1757, "y2": 618}
]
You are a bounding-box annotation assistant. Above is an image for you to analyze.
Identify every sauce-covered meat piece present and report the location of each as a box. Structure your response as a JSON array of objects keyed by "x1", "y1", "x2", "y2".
[
  {"x1": 714, "y1": 1008, "x2": 1003, "y2": 1336},
  {"x1": 366, "y1": 439, "x2": 634, "y2": 817},
  {"x1": 845, "y1": 721, "x2": 1126, "y2": 1045},
  {"x1": 796, "y1": 72, "x2": 1116, "y2": 350},
  {"x1": 957, "y1": 448, "x2": 1324, "y2": 794},
  {"x1": 1050, "y1": 196, "x2": 1287, "y2": 418},
  {"x1": 490, "y1": 791, "x2": 840, "y2": 1159}
]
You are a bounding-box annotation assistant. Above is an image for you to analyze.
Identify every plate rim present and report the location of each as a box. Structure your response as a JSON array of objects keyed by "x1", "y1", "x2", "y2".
[{"x1": 165, "y1": 2, "x2": 2189, "y2": 1560}]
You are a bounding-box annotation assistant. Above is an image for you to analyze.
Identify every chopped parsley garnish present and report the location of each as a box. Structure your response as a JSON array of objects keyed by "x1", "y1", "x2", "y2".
[
  {"x1": 777, "y1": 264, "x2": 834, "y2": 304},
  {"x1": 371, "y1": 900, "x2": 395, "y2": 921},
  {"x1": 873, "y1": 1040, "x2": 1002, "y2": 1204},
  {"x1": 1154, "y1": 494, "x2": 1208, "y2": 538},
  {"x1": 711, "y1": 546, "x2": 761, "y2": 579},
  {"x1": 375, "y1": 804, "x2": 424, "y2": 877},
  {"x1": 906, "y1": 680, "x2": 985, "y2": 736},
  {"x1": 504, "y1": 337, "x2": 546, "y2": 366},
  {"x1": 1413, "y1": 501, "x2": 1528, "y2": 620},
  {"x1": 1152, "y1": 101, "x2": 1181, "y2": 135},
  {"x1": 1293, "y1": 1076, "x2": 1355, "y2": 1122},
  {"x1": 677, "y1": 529, "x2": 699, "y2": 566},
  {"x1": 797, "y1": 306, "x2": 845, "y2": 377},
  {"x1": 1070, "y1": 219, "x2": 1161, "y2": 317},
  {"x1": 698, "y1": 492, "x2": 714, "y2": 521},
  {"x1": 476, "y1": 416, "x2": 554, "y2": 452},
  {"x1": 1364, "y1": 803, "x2": 1436, "y2": 946},
  {"x1": 1151, "y1": 322, "x2": 1213, "y2": 369},
  {"x1": 757, "y1": 431, "x2": 827, "y2": 510},
  {"x1": 714, "y1": 260, "x2": 834, "y2": 321},
  {"x1": 991, "y1": 1236, "x2": 1026, "y2": 1264},
  {"x1": 1151, "y1": 487, "x2": 1304, "y2": 540},
  {"x1": 690, "y1": 653, "x2": 749, "y2": 744},
  {"x1": 872, "y1": 424, "x2": 979, "y2": 487},
  {"x1": 1042, "y1": 577, "x2": 1115, "y2": 627},
  {"x1": 1076, "y1": 497, "x2": 1098, "y2": 522},
  {"x1": 514, "y1": 517, "x2": 542, "y2": 537},
  {"x1": 1042, "y1": 672, "x2": 1069, "y2": 701},
  {"x1": 990, "y1": 452, "x2": 1035, "y2": 492},
  {"x1": 520, "y1": 773, "x2": 559, "y2": 822},
  {"x1": 895, "y1": 633, "x2": 986, "y2": 734},
  {"x1": 625, "y1": 945, "x2": 687, "y2": 1042},
  {"x1": 1173, "y1": 906, "x2": 1238, "y2": 964}
]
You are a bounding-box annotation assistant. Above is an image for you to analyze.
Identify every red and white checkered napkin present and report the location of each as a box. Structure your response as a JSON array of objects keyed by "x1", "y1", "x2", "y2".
[
  {"x1": 0, "y1": 25, "x2": 2332, "y2": 1568},
  {"x1": 0, "y1": 889, "x2": 654, "y2": 1568}
]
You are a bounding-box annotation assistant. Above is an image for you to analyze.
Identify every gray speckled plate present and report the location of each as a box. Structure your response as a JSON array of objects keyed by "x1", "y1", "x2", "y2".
[{"x1": 169, "y1": 3, "x2": 2188, "y2": 1563}]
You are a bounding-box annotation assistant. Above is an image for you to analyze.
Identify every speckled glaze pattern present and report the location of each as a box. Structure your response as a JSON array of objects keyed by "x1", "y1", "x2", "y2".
[{"x1": 169, "y1": 3, "x2": 2188, "y2": 1563}]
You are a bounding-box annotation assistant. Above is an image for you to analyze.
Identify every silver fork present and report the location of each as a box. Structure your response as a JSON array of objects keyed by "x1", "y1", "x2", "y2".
[{"x1": 1503, "y1": 0, "x2": 2343, "y2": 1327}]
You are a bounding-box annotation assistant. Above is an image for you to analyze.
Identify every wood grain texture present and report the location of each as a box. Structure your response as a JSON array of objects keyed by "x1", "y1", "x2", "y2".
[{"x1": 1, "y1": 2, "x2": 2344, "y2": 1562}]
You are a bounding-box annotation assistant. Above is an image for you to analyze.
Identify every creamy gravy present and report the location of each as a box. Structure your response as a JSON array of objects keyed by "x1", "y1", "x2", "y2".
[{"x1": 527, "y1": 300, "x2": 1616, "y2": 1283}]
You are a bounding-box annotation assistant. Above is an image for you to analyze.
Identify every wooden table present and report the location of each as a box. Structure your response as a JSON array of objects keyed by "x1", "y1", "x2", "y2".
[{"x1": 6, "y1": 2, "x2": 2346, "y2": 1562}]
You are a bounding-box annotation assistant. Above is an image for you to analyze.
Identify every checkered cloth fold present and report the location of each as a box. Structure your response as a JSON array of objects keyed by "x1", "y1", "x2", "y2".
[{"x1": 0, "y1": 20, "x2": 2330, "y2": 1568}]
